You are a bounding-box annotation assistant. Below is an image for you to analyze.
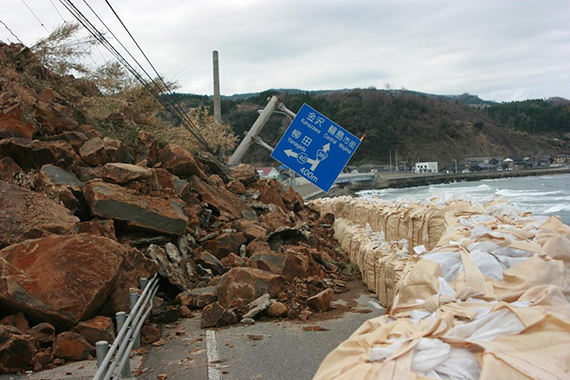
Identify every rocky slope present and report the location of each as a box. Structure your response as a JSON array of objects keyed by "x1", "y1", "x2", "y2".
[{"x1": 0, "y1": 42, "x2": 350, "y2": 374}]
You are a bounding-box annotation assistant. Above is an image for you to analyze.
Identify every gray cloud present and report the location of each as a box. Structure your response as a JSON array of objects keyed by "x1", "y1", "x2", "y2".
[{"x1": 1, "y1": 0, "x2": 569, "y2": 101}]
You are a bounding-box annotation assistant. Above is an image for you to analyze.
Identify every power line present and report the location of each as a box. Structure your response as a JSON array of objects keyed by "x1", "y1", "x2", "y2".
[
  {"x1": 20, "y1": 0, "x2": 50, "y2": 33},
  {"x1": 101, "y1": 0, "x2": 209, "y2": 151},
  {"x1": 58, "y1": 0, "x2": 212, "y2": 153},
  {"x1": 0, "y1": 18, "x2": 23, "y2": 44}
]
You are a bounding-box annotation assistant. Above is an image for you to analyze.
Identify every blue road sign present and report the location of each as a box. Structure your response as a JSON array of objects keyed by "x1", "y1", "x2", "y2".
[{"x1": 271, "y1": 104, "x2": 361, "y2": 192}]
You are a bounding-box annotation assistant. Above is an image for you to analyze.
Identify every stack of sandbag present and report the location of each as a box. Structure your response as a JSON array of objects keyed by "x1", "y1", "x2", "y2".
[{"x1": 311, "y1": 195, "x2": 570, "y2": 380}]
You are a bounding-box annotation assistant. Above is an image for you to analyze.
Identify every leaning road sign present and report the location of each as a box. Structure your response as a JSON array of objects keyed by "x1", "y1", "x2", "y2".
[{"x1": 271, "y1": 104, "x2": 361, "y2": 192}]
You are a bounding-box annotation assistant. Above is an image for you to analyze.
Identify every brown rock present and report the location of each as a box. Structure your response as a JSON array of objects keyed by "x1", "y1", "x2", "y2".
[
  {"x1": 52, "y1": 331, "x2": 94, "y2": 361},
  {"x1": 157, "y1": 144, "x2": 205, "y2": 178},
  {"x1": 196, "y1": 251, "x2": 225, "y2": 275},
  {"x1": 141, "y1": 325, "x2": 160, "y2": 345},
  {"x1": 177, "y1": 286, "x2": 218, "y2": 309},
  {"x1": 73, "y1": 316, "x2": 115, "y2": 346},
  {"x1": 0, "y1": 104, "x2": 36, "y2": 139},
  {"x1": 0, "y1": 180, "x2": 79, "y2": 249},
  {"x1": 147, "y1": 245, "x2": 195, "y2": 291},
  {"x1": 261, "y1": 208, "x2": 292, "y2": 231},
  {"x1": 202, "y1": 232, "x2": 247, "y2": 260},
  {"x1": 38, "y1": 88, "x2": 55, "y2": 103},
  {"x1": 0, "y1": 312, "x2": 29, "y2": 332},
  {"x1": 220, "y1": 253, "x2": 246, "y2": 268},
  {"x1": 79, "y1": 137, "x2": 127, "y2": 166},
  {"x1": 208, "y1": 174, "x2": 224, "y2": 186},
  {"x1": 83, "y1": 182, "x2": 188, "y2": 235},
  {"x1": 101, "y1": 163, "x2": 154, "y2": 185},
  {"x1": 0, "y1": 137, "x2": 80, "y2": 170},
  {"x1": 136, "y1": 130, "x2": 158, "y2": 165},
  {"x1": 0, "y1": 325, "x2": 37, "y2": 374},
  {"x1": 38, "y1": 164, "x2": 84, "y2": 191},
  {"x1": 216, "y1": 267, "x2": 285, "y2": 309},
  {"x1": 281, "y1": 253, "x2": 310, "y2": 282},
  {"x1": 244, "y1": 224, "x2": 268, "y2": 241},
  {"x1": 255, "y1": 179, "x2": 287, "y2": 211},
  {"x1": 0, "y1": 157, "x2": 22, "y2": 179},
  {"x1": 194, "y1": 177, "x2": 256, "y2": 221},
  {"x1": 230, "y1": 164, "x2": 259, "y2": 185},
  {"x1": 105, "y1": 247, "x2": 158, "y2": 313},
  {"x1": 246, "y1": 239, "x2": 272, "y2": 256},
  {"x1": 41, "y1": 131, "x2": 88, "y2": 153},
  {"x1": 227, "y1": 179, "x2": 246, "y2": 195},
  {"x1": 31, "y1": 348, "x2": 53, "y2": 368},
  {"x1": 201, "y1": 302, "x2": 225, "y2": 328},
  {"x1": 31, "y1": 101, "x2": 78, "y2": 134},
  {"x1": 179, "y1": 305, "x2": 193, "y2": 318},
  {"x1": 0, "y1": 234, "x2": 126, "y2": 329},
  {"x1": 29, "y1": 323, "x2": 56, "y2": 346},
  {"x1": 247, "y1": 251, "x2": 286, "y2": 274},
  {"x1": 78, "y1": 219, "x2": 116, "y2": 240},
  {"x1": 283, "y1": 186, "x2": 304, "y2": 212},
  {"x1": 267, "y1": 302, "x2": 288, "y2": 318},
  {"x1": 73, "y1": 165, "x2": 103, "y2": 182},
  {"x1": 306, "y1": 288, "x2": 333, "y2": 311}
]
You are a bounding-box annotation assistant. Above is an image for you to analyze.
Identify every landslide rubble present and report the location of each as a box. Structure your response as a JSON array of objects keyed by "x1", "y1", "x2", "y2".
[{"x1": 0, "y1": 42, "x2": 353, "y2": 373}]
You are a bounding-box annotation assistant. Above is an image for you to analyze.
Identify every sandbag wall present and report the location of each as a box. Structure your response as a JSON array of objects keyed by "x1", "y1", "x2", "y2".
[{"x1": 310, "y1": 196, "x2": 570, "y2": 380}]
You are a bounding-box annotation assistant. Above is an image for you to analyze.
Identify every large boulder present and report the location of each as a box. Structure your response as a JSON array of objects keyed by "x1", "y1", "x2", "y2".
[
  {"x1": 194, "y1": 177, "x2": 256, "y2": 221},
  {"x1": 38, "y1": 164, "x2": 84, "y2": 212},
  {"x1": 79, "y1": 137, "x2": 127, "y2": 166},
  {"x1": 216, "y1": 267, "x2": 286, "y2": 309},
  {"x1": 0, "y1": 180, "x2": 79, "y2": 249},
  {"x1": 0, "y1": 137, "x2": 79, "y2": 169},
  {"x1": 0, "y1": 234, "x2": 126, "y2": 329},
  {"x1": 83, "y1": 182, "x2": 188, "y2": 235},
  {"x1": 247, "y1": 251, "x2": 309, "y2": 282},
  {"x1": 158, "y1": 144, "x2": 205, "y2": 178},
  {"x1": 0, "y1": 325, "x2": 37, "y2": 374}
]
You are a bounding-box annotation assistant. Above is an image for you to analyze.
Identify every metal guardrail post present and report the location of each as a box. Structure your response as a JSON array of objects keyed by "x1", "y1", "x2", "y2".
[
  {"x1": 140, "y1": 277, "x2": 148, "y2": 290},
  {"x1": 93, "y1": 274, "x2": 160, "y2": 380},
  {"x1": 116, "y1": 312, "x2": 127, "y2": 332},
  {"x1": 96, "y1": 341, "x2": 109, "y2": 368},
  {"x1": 130, "y1": 291, "x2": 141, "y2": 348}
]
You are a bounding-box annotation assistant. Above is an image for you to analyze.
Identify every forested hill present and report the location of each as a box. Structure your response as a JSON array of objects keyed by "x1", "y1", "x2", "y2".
[{"x1": 166, "y1": 89, "x2": 570, "y2": 168}]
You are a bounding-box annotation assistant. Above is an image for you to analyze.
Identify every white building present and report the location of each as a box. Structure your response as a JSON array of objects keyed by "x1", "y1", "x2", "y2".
[
  {"x1": 256, "y1": 167, "x2": 280, "y2": 179},
  {"x1": 413, "y1": 162, "x2": 438, "y2": 173}
]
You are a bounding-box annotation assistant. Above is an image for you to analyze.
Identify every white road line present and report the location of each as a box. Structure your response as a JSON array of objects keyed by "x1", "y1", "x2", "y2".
[
  {"x1": 368, "y1": 300, "x2": 384, "y2": 310},
  {"x1": 206, "y1": 329, "x2": 222, "y2": 380}
]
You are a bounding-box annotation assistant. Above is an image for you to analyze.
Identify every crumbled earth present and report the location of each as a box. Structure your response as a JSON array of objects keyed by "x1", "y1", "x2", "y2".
[{"x1": 0, "y1": 41, "x2": 357, "y2": 374}]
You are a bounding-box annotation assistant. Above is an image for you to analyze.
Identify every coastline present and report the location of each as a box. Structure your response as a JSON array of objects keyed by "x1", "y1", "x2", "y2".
[{"x1": 348, "y1": 166, "x2": 570, "y2": 191}]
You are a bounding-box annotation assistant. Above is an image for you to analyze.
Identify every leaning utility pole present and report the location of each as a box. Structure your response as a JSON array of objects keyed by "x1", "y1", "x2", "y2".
[{"x1": 212, "y1": 50, "x2": 222, "y2": 125}]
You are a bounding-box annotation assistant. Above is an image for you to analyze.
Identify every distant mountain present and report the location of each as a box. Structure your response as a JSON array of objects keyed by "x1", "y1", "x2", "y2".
[{"x1": 171, "y1": 88, "x2": 570, "y2": 168}]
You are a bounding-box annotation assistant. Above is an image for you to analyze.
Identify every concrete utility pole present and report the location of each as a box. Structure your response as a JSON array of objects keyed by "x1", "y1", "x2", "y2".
[
  {"x1": 389, "y1": 151, "x2": 393, "y2": 173},
  {"x1": 212, "y1": 50, "x2": 222, "y2": 125},
  {"x1": 452, "y1": 159, "x2": 457, "y2": 174}
]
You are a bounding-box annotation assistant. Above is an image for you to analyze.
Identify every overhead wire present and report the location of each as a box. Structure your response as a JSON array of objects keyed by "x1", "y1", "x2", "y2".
[
  {"x1": 100, "y1": 0, "x2": 208, "y2": 150},
  {"x1": 20, "y1": 0, "x2": 51, "y2": 33},
  {"x1": 57, "y1": 0, "x2": 212, "y2": 153},
  {"x1": 0, "y1": 18, "x2": 23, "y2": 44}
]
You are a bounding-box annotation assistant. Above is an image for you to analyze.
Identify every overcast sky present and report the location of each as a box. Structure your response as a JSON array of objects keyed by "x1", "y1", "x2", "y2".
[{"x1": 1, "y1": 0, "x2": 569, "y2": 101}]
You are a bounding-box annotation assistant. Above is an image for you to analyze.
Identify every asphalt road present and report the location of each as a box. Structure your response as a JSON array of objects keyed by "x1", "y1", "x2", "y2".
[{"x1": 0, "y1": 282, "x2": 382, "y2": 380}]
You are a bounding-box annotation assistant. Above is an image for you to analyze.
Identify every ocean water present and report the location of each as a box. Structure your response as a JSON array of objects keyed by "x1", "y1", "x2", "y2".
[{"x1": 358, "y1": 173, "x2": 570, "y2": 225}]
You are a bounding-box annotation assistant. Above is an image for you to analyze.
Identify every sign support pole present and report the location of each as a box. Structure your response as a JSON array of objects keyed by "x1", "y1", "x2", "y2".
[{"x1": 228, "y1": 95, "x2": 279, "y2": 165}]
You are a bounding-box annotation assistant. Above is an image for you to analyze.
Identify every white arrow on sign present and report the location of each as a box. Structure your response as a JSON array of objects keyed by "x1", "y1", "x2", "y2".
[{"x1": 284, "y1": 143, "x2": 330, "y2": 171}]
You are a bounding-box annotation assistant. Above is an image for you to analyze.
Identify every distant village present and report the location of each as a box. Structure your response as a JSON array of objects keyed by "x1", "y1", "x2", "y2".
[{"x1": 255, "y1": 153, "x2": 570, "y2": 179}]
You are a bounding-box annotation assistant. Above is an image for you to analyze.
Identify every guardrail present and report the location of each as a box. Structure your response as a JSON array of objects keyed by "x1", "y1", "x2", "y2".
[{"x1": 93, "y1": 274, "x2": 160, "y2": 380}]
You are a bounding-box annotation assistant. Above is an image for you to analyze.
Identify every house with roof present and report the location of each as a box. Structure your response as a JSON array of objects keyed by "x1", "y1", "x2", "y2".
[{"x1": 256, "y1": 166, "x2": 280, "y2": 179}]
